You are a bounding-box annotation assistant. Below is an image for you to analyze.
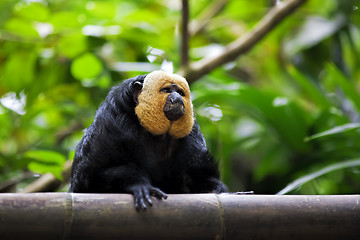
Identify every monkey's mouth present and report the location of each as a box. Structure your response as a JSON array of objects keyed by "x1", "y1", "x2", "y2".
[{"x1": 164, "y1": 103, "x2": 185, "y2": 122}]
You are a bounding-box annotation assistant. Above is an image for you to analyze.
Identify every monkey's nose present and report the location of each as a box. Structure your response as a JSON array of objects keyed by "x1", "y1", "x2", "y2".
[
  {"x1": 163, "y1": 93, "x2": 185, "y2": 121},
  {"x1": 164, "y1": 103, "x2": 185, "y2": 121}
]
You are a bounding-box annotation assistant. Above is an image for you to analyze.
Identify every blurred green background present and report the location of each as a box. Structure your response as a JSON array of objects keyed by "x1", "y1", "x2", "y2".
[{"x1": 0, "y1": 0, "x2": 360, "y2": 194}]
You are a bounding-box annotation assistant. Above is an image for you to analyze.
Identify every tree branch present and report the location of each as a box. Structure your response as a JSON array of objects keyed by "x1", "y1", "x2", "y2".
[
  {"x1": 189, "y1": 0, "x2": 229, "y2": 37},
  {"x1": 180, "y1": 0, "x2": 190, "y2": 70},
  {"x1": 55, "y1": 121, "x2": 84, "y2": 145},
  {"x1": 181, "y1": 0, "x2": 307, "y2": 84},
  {"x1": 271, "y1": 0, "x2": 283, "y2": 6},
  {"x1": 0, "y1": 172, "x2": 34, "y2": 193}
]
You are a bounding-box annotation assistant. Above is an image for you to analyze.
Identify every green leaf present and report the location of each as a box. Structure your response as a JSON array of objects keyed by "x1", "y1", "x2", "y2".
[
  {"x1": 68, "y1": 150, "x2": 76, "y2": 162},
  {"x1": 277, "y1": 159, "x2": 360, "y2": 195},
  {"x1": 1, "y1": 51, "x2": 37, "y2": 93},
  {"x1": 49, "y1": 12, "x2": 82, "y2": 30},
  {"x1": 15, "y1": 2, "x2": 49, "y2": 22},
  {"x1": 4, "y1": 18, "x2": 39, "y2": 37},
  {"x1": 28, "y1": 162, "x2": 64, "y2": 180},
  {"x1": 57, "y1": 33, "x2": 87, "y2": 58},
  {"x1": 287, "y1": 65, "x2": 331, "y2": 109},
  {"x1": 284, "y1": 15, "x2": 346, "y2": 56},
  {"x1": 192, "y1": 76, "x2": 310, "y2": 152},
  {"x1": 86, "y1": 1, "x2": 117, "y2": 19},
  {"x1": 305, "y1": 123, "x2": 360, "y2": 141},
  {"x1": 25, "y1": 150, "x2": 66, "y2": 180},
  {"x1": 325, "y1": 63, "x2": 360, "y2": 113},
  {"x1": 25, "y1": 150, "x2": 66, "y2": 165},
  {"x1": 71, "y1": 53, "x2": 103, "y2": 80},
  {"x1": 96, "y1": 75, "x2": 111, "y2": 88}
]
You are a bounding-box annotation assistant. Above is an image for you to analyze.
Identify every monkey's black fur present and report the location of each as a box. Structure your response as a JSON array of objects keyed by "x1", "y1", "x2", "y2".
[{"x1": 69, "y1": 74, "x2": 228, "y2": 210}]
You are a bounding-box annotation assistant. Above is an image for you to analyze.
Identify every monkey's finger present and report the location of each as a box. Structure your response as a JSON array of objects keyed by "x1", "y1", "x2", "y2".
[
  {"x1": 134, "y1": 192, "x2": 147, "y2": 211},
  {"x1": 138, "y1": 194, "x2": 147, "y2": 210},
  {"x1": 142, "y1": 188, "x2": 153, "y2": 206},
  {"x1": 134, "y1": 194, "x2": 141, "y2": 211},
  {"x1": 150, "y1": 187, "x2": 168, "y2": 199}
]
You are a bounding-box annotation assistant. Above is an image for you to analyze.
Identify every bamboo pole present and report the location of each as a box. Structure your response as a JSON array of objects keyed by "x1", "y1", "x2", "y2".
[{"x1": 0, "y1": 193, "x2": 359, "y2": 240}]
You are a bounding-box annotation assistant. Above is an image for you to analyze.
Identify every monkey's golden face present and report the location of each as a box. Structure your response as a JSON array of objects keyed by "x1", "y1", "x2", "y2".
[{"x1": 135, "y1": 71, "x2": 194, "y2": 138}]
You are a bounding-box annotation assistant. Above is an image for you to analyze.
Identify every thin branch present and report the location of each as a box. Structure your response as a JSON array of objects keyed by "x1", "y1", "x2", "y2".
[
  {"x1": 0, "y1": 172, "x2": 34, "y2": 193},
  {"x1": 21, "y1": 173, "x2": 61, "y2": 193},
  {"x1": 180, "y1": 0, "x2": 190, "y2": 69},
  {"x1": 189, "y1": 0, "x2": 229, "y2": 37},
  {"x1": 181, "y1": 0, "x2": 307, "y2": 84},
  {"x1": 55, "y1": 121, "x2": 84, "y2": 144}
]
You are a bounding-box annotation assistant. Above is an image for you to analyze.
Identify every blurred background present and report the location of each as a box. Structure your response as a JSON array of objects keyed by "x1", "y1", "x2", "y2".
[{"x1": 0, "y1": 0, "x2": 360, "y2": 194}]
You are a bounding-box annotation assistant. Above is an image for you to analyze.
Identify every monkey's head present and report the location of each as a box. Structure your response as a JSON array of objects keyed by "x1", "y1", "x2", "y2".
[{"x1": 134, "y1": 70, "x2": 194, "y2": 138}]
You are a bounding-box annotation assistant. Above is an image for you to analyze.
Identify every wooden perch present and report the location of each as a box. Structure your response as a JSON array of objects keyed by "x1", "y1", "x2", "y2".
[
  {"x1": 0, "y1": 193, "x2": 359, "y2": 240},
  {"x1": 181, "y1": 0, "x2": 307, "y2": 84}
]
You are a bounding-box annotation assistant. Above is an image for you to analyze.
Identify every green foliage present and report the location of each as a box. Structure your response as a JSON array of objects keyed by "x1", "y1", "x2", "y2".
[
  {"x1": 25, "y1": 150, "x2": 66, "y2": 180},
  {"x1": 305, "y1": 123, "x2": 360, "y2": 142},
  {"x1": 0, "y1": 0, "x2": 360, "y2": 194},
  {"x1": 71, "y1": 53, "x2": 103, "y2": 80},
  {"x1": 277, "y1": 158, "x2": 360, "y2": 195}
]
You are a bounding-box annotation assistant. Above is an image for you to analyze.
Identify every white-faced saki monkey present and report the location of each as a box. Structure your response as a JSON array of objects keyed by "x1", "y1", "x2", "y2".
[{"x1": 69, "y1": 70, "x2": 228, "y2": 210}]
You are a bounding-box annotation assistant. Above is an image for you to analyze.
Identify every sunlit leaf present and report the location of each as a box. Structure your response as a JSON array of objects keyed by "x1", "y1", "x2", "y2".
[
  {"x1": 57, "y1": 33, "x2": 87, "y2": 58},
  {"x1": 277, "y1": 159, "x2": 360, "y2": 195},
  {"x1": 27, "y1": 162, "x2": 64, "y2": 180},
  {"x1": 305, "y1": 123, "x2": 360, "y2": 141},
  {"x1": 24, "y1": 150, "x2": 66, "y2": 165},
  {"x1": 71, "y1": 53, "x2": 103, "y2": 80},
  {"x1": 25, "y1": 150, "x2": 67, "y2": 180},
  {"x1": 4, "y1": 18, "x2": 39, "y2": 37},
  {"x1": 1, "y1": 51, "x2": 36, "y2": 93},
  {"x1": 68, "y1": 150, "x2": 76, "y2": 162},
  {"x1": 86, "y1": 1, "x2": 117, "y2": 19},
  {"x1": 49, "y1": 12, "x2": 82, "y2": 30},
  {"x1": 15, "y1": 2, "x2": 49, "y2": 22}
]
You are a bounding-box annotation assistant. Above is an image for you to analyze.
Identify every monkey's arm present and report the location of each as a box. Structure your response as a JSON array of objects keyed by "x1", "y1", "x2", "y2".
[
  {"x1": 102, "y1": 165, "x2": 167, "y2": 210},
  {"x1": 186, "y1": 153, "x2": 228, "y2": 193},
  {"x1": 70, "y1": 139, "x2": 167, "y2": 210},
  {"x1": 182, "y1": 123, "x2": 228, "y2": 193},
  {"x1": 69, "y1": 120, "x2": 168, "y2": 210}
]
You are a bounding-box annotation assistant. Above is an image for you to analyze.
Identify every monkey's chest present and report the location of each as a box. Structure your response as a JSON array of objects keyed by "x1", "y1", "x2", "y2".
[
  {"x1": 144, "y1": 152, "x2": 189, "y2": 193},
  {"x1": 137, "y1": 134, "x2": 190, "y2": 193}
]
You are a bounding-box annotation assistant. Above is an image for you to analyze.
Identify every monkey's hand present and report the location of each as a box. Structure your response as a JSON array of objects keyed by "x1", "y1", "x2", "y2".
[{"x1": 127, "y1": 183, "x2": 168, "y2": 211}]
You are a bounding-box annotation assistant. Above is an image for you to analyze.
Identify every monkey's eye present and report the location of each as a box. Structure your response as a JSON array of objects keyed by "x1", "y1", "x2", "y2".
[
  {"x1": 160, "y1": 88, "x2": 171, "y2": 93},
  {"x1": 177, "y1": 90, "x2": 185, "y2": 97}
]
